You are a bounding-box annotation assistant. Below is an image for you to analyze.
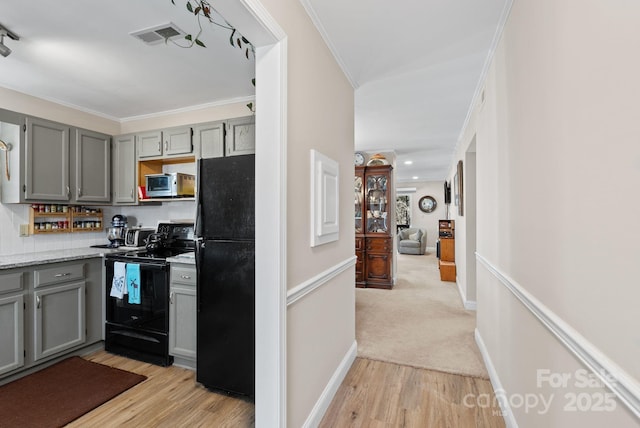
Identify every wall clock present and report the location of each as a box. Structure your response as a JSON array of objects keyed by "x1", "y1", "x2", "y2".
[{"x1": 418, "y1": 196, "x2": 437, "y2": 213}]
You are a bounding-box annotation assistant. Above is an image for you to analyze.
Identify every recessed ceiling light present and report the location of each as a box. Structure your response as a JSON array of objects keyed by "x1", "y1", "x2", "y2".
[
  {"x1": 412, "y1": 176, "x2": 419, "y2": 180},
  {"x1": 404, "y1": 160, "x2": 413, "y2": 165}
]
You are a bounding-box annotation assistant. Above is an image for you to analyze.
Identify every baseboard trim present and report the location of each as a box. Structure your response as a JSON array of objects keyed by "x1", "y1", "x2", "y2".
[
  {"x1": 475, "y1": 329, "x2": 519, "y2": 428},
  {"x1": 476, "y1": 253, "x2": 640, "y2": 419},
  {"x1": 287, "y1": 256, "x2": 356, "y2": 306},
  {"x1": 455, "y1": 279, "x2": 477, "y2": 310},
  {"x1": 302, "y1": 340, "x2": 357, "y2": 428}
]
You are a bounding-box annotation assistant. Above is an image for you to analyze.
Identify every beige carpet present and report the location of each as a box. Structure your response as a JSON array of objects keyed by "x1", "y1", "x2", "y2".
[{"x1": 356, "y1": 252, "x2": 489, "y2": 379}]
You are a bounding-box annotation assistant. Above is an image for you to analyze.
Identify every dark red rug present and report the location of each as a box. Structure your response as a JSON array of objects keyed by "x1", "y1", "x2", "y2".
[{"x1": 0, "y1": 356, "x2": 146, "y2": 428}]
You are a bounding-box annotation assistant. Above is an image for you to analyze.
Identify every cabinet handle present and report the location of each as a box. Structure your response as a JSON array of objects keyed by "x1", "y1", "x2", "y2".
[
  {"x1": 78, "y1": 187, "x2": 82, "y2": 197},
  {"x1": 66, "y1": 186, "x2": 70, "y2": 198},
  {"x1": 36, "y1": 296, "x2": 41, "y2": 309},
  {"x1": 165, "y1": 141, "x2": 168, "y2": 151},
  {"x1": 54, "y1": 272, "x2": 71, "y2": 277},
  {"x1": 158, "y1": 141, "x2": 161, "y2": 153},
  {"x1": 169, "y1": 291, "x2": 174, "y2": 304},
  {"x1": 181, "y1": 275, "x2": 191, "y2": 280},
  {"x1": 130, "y1": 188, "x2": 134, "y2": 198}
]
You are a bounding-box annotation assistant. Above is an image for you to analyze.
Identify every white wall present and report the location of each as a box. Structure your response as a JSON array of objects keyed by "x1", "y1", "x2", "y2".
[
  {"x1": 400, "y1": 180, "x2": 446, "y2": 250},
  {"x1": 456, "y1": 0, "x2": 640, "y2": 425},
  {"x1": 256, "y1": 0, "x2": 355, "y2": 425}
]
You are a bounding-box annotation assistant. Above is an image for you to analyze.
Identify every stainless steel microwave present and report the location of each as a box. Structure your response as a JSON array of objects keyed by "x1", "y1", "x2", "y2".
[{"x1": 145, "y1": 173, "x2": 195, "y2": 198}]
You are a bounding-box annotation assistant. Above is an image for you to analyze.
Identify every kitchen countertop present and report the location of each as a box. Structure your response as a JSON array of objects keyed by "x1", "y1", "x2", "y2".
[
  {"x1": 167, "y1": 251, "x2": 196, "y2": 265},
  {"x1": 0, "y1": 247, "x2": 127, "y2": 270}
]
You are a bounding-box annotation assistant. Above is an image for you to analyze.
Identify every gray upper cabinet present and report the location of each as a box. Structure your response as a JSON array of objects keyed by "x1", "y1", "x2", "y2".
[
  {"x1": 164, "y1": 126, "x2": 193, "y2": 156},
  {"x1": 25, "y1": 117, "x2": 70, "y2": 201},
  {"x1": 73, "y1": 128, "x2": 111, "y2": 203},
  {"x1": 194, "y1": 121, "x2": 225, "y2": 159},
  {"x1": 1, "y1": 111, "x2": 112, "y2": 204},
  {"x1": 137, "y1": 126, "x2": 193, "y2": 159},
  {"x1": 226, "y1": 116, "x2": 255, "y2": 157},
  {"x1": 0, "y1": 109, "x2": 26, "y2": 204},
  {"x1": 137, "y1": 130, "x2": 163, "y2": 158},
  {"x1": 113, "y1": 134, "x2": 137, "y2": 205}
]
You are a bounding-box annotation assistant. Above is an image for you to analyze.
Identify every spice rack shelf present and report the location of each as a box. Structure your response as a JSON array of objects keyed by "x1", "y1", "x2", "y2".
[{"x1": 29, "y1": 205, "x2": 104, "y2": 234}]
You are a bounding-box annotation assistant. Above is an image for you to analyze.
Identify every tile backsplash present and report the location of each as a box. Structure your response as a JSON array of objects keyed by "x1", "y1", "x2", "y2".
[{"x1": 0, "y1": 201, "x2": 196, "y2": 257}]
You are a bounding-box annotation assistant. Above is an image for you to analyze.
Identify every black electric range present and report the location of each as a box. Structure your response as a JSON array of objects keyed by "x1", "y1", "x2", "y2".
[{"x1": 104, "y1": 222, "x2": 194, "y2": 366}]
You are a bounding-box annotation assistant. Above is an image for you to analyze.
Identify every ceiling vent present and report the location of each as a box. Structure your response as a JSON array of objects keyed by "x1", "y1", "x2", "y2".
[{"x1": 130, "y1": 23, "x2": 186, "y2": 45}]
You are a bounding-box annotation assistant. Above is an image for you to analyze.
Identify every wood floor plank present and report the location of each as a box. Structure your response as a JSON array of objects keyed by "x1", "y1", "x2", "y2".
[
  {"x1": 66, "y1": 351, "x2": 254, "y2": 428},
  {"x1": 66, "y1": 350, "x2": 503, "y2": 427},
  {"x1": 319, "y1": 358, "x2": 506, "y2": 428}
]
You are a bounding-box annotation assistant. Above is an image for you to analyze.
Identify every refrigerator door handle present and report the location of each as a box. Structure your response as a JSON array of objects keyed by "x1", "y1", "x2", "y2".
[
  {"x1": 195, "y1": 238, "x2": 204, "y2": 313},
  {"x1": 194, "y1": 159, "x2": 203, "y2": 239}
]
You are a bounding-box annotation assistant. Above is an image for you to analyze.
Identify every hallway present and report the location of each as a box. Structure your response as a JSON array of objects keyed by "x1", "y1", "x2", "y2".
[{"x1": 320, "y1": 252, "x2": 505, "y2": 427}]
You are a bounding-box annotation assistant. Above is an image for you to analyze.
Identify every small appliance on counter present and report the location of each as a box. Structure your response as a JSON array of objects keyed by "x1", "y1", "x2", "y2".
[
  {"x1": 145, "y1": 172, "x2": 195, "y2": 198},
  {"x1": 106, "y1": 215, "x2": 127, "y2": 247},
  {"x1": 124, "y1": 227, "x2": 155, "y2": 248}
]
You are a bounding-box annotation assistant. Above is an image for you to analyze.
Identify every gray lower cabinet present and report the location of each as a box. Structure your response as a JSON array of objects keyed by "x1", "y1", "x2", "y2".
[
  {"x1": 113, "y1": 134, "x2": 138, "y2": 204},
  {"x1": 169, "y1": 263, "x2": 196, "y2": 368},
  {"x1": 32, "y1": 280, "x2": 85, "y2": 362},
  {"x1": 0, "y1": 258, "x2": 103, "y2": 381},
  {"x1": 32, "y1": 262, "x2": 86, "y2": 362},
  {"x1": 0, "y1": 271, "x2": 25, "y2": 377}
]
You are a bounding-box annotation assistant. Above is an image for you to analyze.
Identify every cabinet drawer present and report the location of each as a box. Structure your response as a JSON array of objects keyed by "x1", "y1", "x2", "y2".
[
  {"x1": 34, "y1": 263, "x2": 84, "y2": 288},
  {"x1": 0, "y1": 272, "x2": 23, "y2": 294},
  {"x1": 171, "y1": 266, "x2": 196, "y2": 286},
  {"x1": 365, "y1": 237, "x2": 392, "y2": 252}
]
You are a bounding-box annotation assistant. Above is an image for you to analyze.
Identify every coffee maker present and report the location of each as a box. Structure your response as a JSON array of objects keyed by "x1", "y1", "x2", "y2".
[{"x1": 106, "y1": 215, "x2": 127, "y2": 247}]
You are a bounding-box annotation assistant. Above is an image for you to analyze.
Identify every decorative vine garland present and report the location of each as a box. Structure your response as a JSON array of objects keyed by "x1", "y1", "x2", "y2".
[{"x1": 170, "y1": 0, "x2": 256, "y2": 112}]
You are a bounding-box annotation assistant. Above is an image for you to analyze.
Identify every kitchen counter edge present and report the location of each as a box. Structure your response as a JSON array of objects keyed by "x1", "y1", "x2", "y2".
[{"x1": 0, "y1": 247, "x2": 126, "y2": 270}]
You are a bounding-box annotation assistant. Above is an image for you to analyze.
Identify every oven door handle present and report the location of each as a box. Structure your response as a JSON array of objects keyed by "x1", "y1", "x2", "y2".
[{"x1": 105, "y1": 259, "x2": 168, "y2": 271}]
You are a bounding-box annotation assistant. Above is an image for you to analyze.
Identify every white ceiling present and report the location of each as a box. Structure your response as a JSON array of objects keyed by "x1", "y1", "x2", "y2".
[{"x1": 0, "y1": 0, "x2": 509, "y2": 182}]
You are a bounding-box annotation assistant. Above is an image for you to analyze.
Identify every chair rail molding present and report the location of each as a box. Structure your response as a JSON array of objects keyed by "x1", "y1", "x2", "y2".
[
  {"x1": 287, "y1": 256, "x2": 357, "y2": 306},
  {"x1": 476, "y1": 252, "x2": 640, "y2": 419}
]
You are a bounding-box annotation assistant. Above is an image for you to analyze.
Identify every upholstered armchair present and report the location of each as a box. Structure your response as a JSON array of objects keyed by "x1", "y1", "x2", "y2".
[{"x1": 397, "y1": 228, "x2": 427, "y2": 255}]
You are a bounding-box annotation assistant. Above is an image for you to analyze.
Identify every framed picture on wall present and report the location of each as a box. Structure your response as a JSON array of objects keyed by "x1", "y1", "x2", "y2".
[
  {"x1": 453, "y1": 173, "x2": 459, "y2": 207},
  {"x1": 396, "y1": 194, "x2": 411, "y2": 229},
  {"x1": 457, "y1": 160, "x2": 464, "y2": 216}
]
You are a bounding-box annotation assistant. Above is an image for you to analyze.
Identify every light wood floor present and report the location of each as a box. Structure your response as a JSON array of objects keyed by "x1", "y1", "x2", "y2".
[
  {"x1": 320, "y1": 358, "x2": 506, "y2": 428},
  {"x1": 67, "y1": 351, "x2": 254, "y2": 428},
  {"x1": 72, "y1": 350, "x2": 504, "y2": 428}
]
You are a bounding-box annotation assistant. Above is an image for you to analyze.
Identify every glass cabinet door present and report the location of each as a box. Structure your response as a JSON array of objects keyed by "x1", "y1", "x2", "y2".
[
  {"x1": 366, "y1": 173, "x2": 388, "y2": 233},
  {"x1": 355, "y1": 173, "x2": 364, "y2": 233}
]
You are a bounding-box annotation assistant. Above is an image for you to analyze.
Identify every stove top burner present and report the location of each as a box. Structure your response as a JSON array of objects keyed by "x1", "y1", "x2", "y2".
[{"x1": 104, "y1": 222, "x2": 194, "y2": 263}]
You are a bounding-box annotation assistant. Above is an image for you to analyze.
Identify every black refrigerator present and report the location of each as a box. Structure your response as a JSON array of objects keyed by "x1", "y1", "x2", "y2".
[{"x1": 195, "y1": 154, "x2": 255, "y2": 398}]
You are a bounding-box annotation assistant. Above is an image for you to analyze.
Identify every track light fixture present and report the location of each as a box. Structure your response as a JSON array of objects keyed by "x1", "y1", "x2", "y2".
[{"x1": 0, "y1": 23, "x2": 19, "y2": 58}]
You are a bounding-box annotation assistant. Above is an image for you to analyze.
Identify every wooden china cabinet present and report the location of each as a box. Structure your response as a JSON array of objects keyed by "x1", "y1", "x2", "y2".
[{"x1": 355, "y1": 164, "x2": 394, "y2": 289}]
